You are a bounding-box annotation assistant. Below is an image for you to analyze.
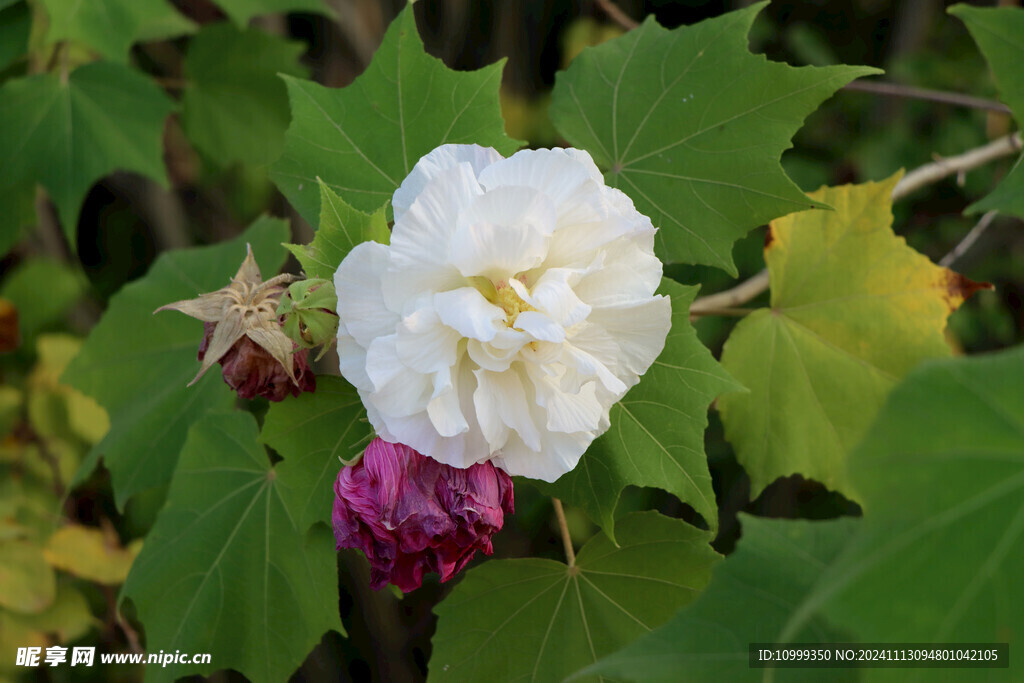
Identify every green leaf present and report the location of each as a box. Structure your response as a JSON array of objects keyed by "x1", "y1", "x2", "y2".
[
  {"x1": 260, "y1": 375, "x2": 371, "y2": 529},
  {"x1": 213, "y1": 0, "x2": 327, "y2": 26},
  {"x1": 538, "y1": 280, "x2": 741, "y2": 542},
  {"x1": 0, "y1": 540, "x2": 56, "y2": 614},
  {"x1": 0, "y1": 2, "x2": 30, "y2": 72},
  {"x1": 40, "y1": 0, "x2": 195, "y2": 63},
  {"x1": 285, "y1": 179, "x2": 390, "y2": 280},
  {"x1": 121, "y1": 411, "x2": 343, "y2": 683},
  {"x1": 950, "y1": 5, "x2": 1024, "y2": 220},
  {"x1": 550, "y1": 2, "x2": 879, "y2": 274},
  {"x1": 0, "y1": 181, "x2": 35, "y2": 259},
  {"x1": 430, "y1": 511, "x2": 719, "y2": 683},
  {"x1": 0, "y1": 61, "x2": 175, "y2": 240},
  {"x1": 271, "y1": 6, "x2": 521, "y2": 224},
  {"x1": 574, "y1": 514, "x2": 858, "y2": 683},
  {"x1": 824, "y1": 344, "x2": 1024, "y2": 652},
  {"x1": 62, "y1": 217, "x2": 289, "y2": 508},
  {"x1": 181, "y1": 23, "x2": 308, "y2": 167},
  {"x1": 0, "y1": 258, "x2": 84, "y2": 342},
  {"x1": 718, "y1": 174, "x2": 988, "y2": 499}
]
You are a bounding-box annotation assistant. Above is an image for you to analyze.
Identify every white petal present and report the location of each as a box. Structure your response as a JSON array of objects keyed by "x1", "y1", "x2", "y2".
[
  {"x1": 513, "y1": 311, "x2": 565, "y2": 343},
  {"x1": 561, "y1": 343, "x2": 627, "y2": 395},
  {"x1": 395, "y1": 306, "x2": 462, "y2": 374},
  {"x1": 528, "y1": 268, "x2": 592, "y2": 328},
  {"x1": 466, "y1": 329, "x2": 526, "y2": 372},
  {"x1": 478, "y1": 148, "x2": 596, "y2": 209},
  {"x1": 492, "y1": 428, "x2": 590, "y2": 482},
  {"x1": 572, "y1": 237, "x2": 663, "y2": 307},
  {"x1": 586, "y1": 296, "x2": 672, "y2": 377},
  {"x1": 337, "y1": 330, "x2": 373, "y2": 392},
  {"x1": 365, "y1": 336, "x2": 431, "y2": 418},
  {"x1": 474, "y1": 367, "x2": 541, "y2": 451},
  {"x1": 334, "y1": 241, "x2": 398, "y2": 348},
  {"x1": 392, "y1": 144, "x2": 502, "y2": 222},
  {"x1": 434, "y1": 287, "x2": 505, "y2": 342},
  {"x1": 426, "y1": 365, "x2": 469, "y2": 438},
  {"x1": 449, "y1": 186, "x2": 556, "y2": 281}
]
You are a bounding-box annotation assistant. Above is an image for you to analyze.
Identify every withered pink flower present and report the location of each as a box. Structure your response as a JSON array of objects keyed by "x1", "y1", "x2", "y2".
[
  {"x1": 333, "y1": 437, "x2": 514, "y2": 592},
  {"x1": 156, "y1": 244, "x2": 315, "y2": 401}
]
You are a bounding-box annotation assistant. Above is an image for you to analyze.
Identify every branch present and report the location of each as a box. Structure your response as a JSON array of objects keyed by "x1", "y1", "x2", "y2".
[
  {"x1": 551, "y1": 498, "x2": 576, "y2": 567},
  {"x1": 843, "y1": 80, "x2": 1012, "y2": 114},
  {"x1": 689, "y1": 131, "x2": 1022, "y2": 316},
  {"x1": 939, "y1": 210, "x2": 998, "y2": 267},
  {"x1": 594, "y1": 0, "x2": 639, "y2": 30}
]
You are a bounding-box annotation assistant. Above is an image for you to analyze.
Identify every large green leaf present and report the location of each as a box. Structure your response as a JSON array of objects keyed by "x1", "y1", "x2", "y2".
[
  {"x1": 40, "y1": 0, "x2": 195, "y2": 63},
  {"x1": 0, "y1": 1, "x2": 30, "y2": 72},
  {"x1": 284, "y1": 179, "x2": 390, "y2": 280},
  {"x1": 821, "y1": 345, "x2": 1024, "y2": 672},
  {"x1": 550, "y1": 2, "x2": 878, "y2": 274},
  {"x1": 260, "y1": 375, "x2": 371, "y2": 529},
  {"x1": 271, "y1": 5, "x2": 521, "y2": 224},
  {"x1": 62, "y1": 218, "x2": 289, "y2": 508},
  {"x1": 181, "y1": 23, "x2": 307, "y2": 167},
  {"x1": 430, "y1": 511, "x2": 719, "y2": 683},
  {"x1": 718, "y1": 174, "x2": 987, "y2": 499},
  {"x1": 539, "y1": 280, "x2": 741, "y2": 542},
  {"x1": 213, "y1": 0, "x2": 327, "y2": 26},
  {"x1": 0, "y1": 62, "x2": 174, "y2": 240},
  {"x1": 121, "y1": 411, "x2": 343, "y2": 683},
  {"x1": 950, "y1": 5, "x2": 1024, "y2": 220},
  {"x1": 574, "y1": 514, "x2": 858, "y2": 683}
]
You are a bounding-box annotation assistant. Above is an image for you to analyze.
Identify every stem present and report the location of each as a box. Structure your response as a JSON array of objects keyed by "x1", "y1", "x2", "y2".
[
  {"x1": 689, "y1": 306, "x2": 756, "y2": 318},
  {"x1": 939, "y1": 210, "x2": 998, "y2": 267},
  {"x1": 688, "y1": 132, "x2": 1023, "y2": 315},
  {"x1": 594, "y1": 0, "x2": 639, "y2": 30},
  {"x1": 551, "y1": 498, "x2": 576, "y2": 567},
  {"x1": 843, "y1": 80, "x2": 1012, "y2": 114}
]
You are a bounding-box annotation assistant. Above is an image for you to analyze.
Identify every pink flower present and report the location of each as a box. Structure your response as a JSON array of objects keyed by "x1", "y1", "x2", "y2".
[
  {"x1": 198, "y1": 322, "x2": 316, "y2": 402},
  {"x1": 333, "y1": 437, "x2": 514, "y2": 592}
]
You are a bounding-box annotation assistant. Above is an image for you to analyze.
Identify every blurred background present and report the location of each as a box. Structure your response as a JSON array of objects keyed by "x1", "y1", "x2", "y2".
[{"x1": 0, "y1": 0, "x2": 1021, "y2": 680}]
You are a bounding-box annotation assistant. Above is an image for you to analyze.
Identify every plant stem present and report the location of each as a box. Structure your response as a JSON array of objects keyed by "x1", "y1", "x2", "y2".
[
  {"x1": 940, "y1": 210, "x2": 999, "y2": 267},
  {"x1": 689, "y1": 306, "x2": 756, "y2": 318},
  {"x1": 594, "y1": 0, "x2": 639, "y2": 30},
  {"x1": 843, "y1": 80, "x2": 1011, "y2": 114},
  {"x1": 689, "y1": 131, "x2": 1023, "y2": 314},
  {"x1": 552, "y1": 498, "x2": 576, "y2": 567}
]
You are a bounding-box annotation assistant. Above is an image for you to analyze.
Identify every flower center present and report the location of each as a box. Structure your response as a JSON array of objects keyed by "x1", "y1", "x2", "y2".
[{"x1": 495, "y1": 281, "x2": 534, "y2": 327}]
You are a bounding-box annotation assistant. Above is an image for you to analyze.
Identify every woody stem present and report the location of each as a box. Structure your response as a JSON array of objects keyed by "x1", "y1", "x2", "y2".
[{"x1": 552, "y1": 498, "x2": 576, "y2": 567}]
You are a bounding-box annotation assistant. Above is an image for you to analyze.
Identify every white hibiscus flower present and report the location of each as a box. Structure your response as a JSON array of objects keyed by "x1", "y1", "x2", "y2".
[{"x1": 334, "y1": 144, "x2": 671, "y2": 482}]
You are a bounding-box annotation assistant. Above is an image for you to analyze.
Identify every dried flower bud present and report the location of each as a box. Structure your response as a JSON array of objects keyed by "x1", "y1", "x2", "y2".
[
  {"x1": 333, "y1": 437, "x2": 514, "y2": 592},
  {"x1": 155, "y1": 244, "x2": 315, "y2": 401}
]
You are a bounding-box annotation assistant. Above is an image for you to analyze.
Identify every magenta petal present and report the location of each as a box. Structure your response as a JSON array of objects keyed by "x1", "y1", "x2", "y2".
[{"x1": 331, "y1": 437, "x2": 514, "y2": 592}]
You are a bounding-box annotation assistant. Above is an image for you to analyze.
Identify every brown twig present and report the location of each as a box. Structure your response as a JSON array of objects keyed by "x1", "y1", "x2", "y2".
[
  {"x1": 594, "y1": 0, "x2": 639, "y2": 30},
  {"x1": 551, "y1": 498, "x2": 576, "y2": 567},
  {"x1": 939, "y1": 210, "x2": 999, "y2": 267},
  {"x1": 844, "y1": 80, "x2": 1012, "y2": 115}
]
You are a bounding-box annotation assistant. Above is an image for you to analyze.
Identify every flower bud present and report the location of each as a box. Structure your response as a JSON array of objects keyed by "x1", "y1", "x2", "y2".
[
  {"x1": 332, "y1": 437, "x2": 514, "y2": 592},
  {"x1": 197, "y1": 322, "x2": 315, "y2": 401}
]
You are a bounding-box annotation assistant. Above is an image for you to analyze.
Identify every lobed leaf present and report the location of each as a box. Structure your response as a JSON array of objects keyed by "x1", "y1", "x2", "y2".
[
  {"x1": 539, "y1": 280, "x2": 741, "y2": 542},
  {"x1": 271, "y1": 5, "x2": 521, "y2": 224},
  {"x1": 550, "y1": 2, "x2": 879, "y2": 274},
  {"x1": 718, "y1": 174, "x2": 990, "y2": 499},
  {"x1": 430, "y1": 511, "x2": 719, "y2": 683},
  {"x1": 62, "y1": 218, "x2": 289, "y2": 508},
  {"x1": 121, "y1": 411, "x2": 343, "y2": 683}
]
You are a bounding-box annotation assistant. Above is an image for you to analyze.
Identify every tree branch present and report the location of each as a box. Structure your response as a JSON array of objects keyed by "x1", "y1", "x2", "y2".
[
  {"x1": 939, "y1": 210, "x2": 999, "y2": 267},
  {"x1": 843, "y1": 80, "x2": 1012, "y2": 114},
  {"x1": 688, "y1": 132, "x2": 1022, "y2": 316},
  {"x1": 594, "y1": 0, "x2": 639, "y2": 30}
]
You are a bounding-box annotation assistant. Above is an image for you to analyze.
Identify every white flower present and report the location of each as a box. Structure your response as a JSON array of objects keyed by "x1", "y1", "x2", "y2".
[{"x1": 334, "y1": 144, "x2": 671, "y2": 482}]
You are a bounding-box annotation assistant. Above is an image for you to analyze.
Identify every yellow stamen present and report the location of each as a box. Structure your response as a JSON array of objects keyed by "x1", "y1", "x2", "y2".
[{"x1": 496, "y1": 282, "x2": 535, "y2": 327}]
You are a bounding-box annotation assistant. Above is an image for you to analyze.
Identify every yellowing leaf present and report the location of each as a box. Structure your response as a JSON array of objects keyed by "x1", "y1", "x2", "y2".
[
  {"x1": 43, "y1": 525, "x2": 141, "y2": 585},
  {"x1": 27, "y1": 335, "x2": 109, "y2": 445},
  {"x1": 0, "y1": 540, "x2": 56, "y2": 613},
  {"x1": 719, "y1": 174, "x2": 991, "y2": 499},
  {"x1": 4, "y1": 583, "x2": 96, "y2": 643}
]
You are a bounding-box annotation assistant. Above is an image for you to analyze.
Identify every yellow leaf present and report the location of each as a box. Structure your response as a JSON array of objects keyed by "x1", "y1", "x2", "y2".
[
  {"x1": 43, "y1": 524, "x2": 141, "y2": 585},
  {"x1": 4, "y1": 583, "x2": 96, "y2": 643},
  {"x1": 719, "y1": 173, "x2": 992, "y2": 499},
  {"x1": 0, "y1": 540, "x2": 56, "y2": 613}
]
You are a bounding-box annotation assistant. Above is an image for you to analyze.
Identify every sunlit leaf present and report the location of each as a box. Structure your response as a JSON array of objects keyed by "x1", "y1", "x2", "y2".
[
  {"x1": 39, "y1": 0, "x2": 195, "y2": 62},
  {"x1": 260, "y1": 375, "x2": 371, "y2": 529},
  {"x1": 3, "y1": 582, "x2": 95, "y2": 643},
  {"x1": 718, "y1": 174, "x2": 990, "y2": 499},
  {"x1": 63, "y1": 218, "x2": 289, "y2": 508},
  {"x1": 550, "y1": 2, "x2": 879, "y2": 274},
  {"x1": 284, "y1": 180, "x2": 390, "y2": 281},
  {"x1": 574, "y1": 514, "x2": 857, "y2": 683},
  {"x1": 539, "y1": 281, "x2": 741, "y2": 542},
  {"x1": 950, "y1": 4, "x2": 1024, "y2": 220},
  {"x1": 430, "y1": 512, "x2": 719, "y2": 683},
  {"x1": 0, "y1": 62, "x2": 175, "y2": 240},
  {"x1": 0, "y1": 540, "x2": 55, "y2": 614},
  {"x1": 122, "y1": 411, "x2": 343, "y2": 683},
  {"x1": 43, "y1": 524, "x2": 141, "y2": 585},
  {"x1": 271, "y1": 5, "x2": 521, "y2": 224},
  {"x1": 181, "y1": 23, "x2": 308, "y2": 167}
]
